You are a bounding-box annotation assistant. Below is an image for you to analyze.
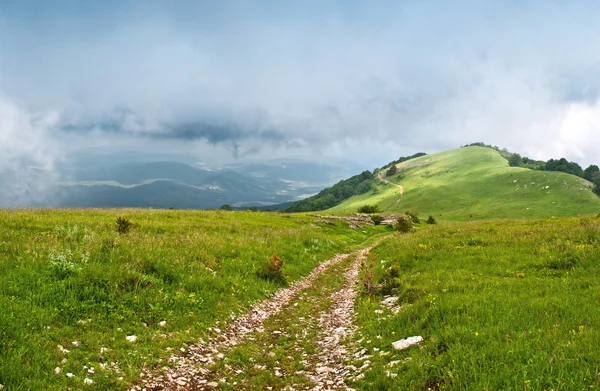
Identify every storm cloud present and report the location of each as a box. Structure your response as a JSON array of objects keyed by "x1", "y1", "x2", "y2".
[{"x1": 1, "y1": 0, "x2": 600, "y2": 170}]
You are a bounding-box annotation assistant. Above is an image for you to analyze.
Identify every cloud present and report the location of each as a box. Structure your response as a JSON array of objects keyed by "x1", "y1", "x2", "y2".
[
  {"x1": 1, "y1": 0, "x2": 600, "y2": 169},
  {"x1": 0, "y1": 96, "x2": 62, "y2": 206}
]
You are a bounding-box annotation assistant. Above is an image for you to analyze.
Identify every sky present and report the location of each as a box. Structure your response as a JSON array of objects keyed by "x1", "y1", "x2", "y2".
[{"x1": 1, "y1": 0, "x2": 600, "y2": 197}]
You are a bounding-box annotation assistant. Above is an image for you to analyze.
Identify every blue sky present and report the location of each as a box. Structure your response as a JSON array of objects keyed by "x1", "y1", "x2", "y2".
[{"x1": 1, "y1": 0, "x2": 600, "y2": 173}]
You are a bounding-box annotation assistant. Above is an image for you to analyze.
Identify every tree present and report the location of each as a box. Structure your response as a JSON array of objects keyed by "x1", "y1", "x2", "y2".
[
  {"x1": 220, "y1": 204, "x2": 233, "y2": 211},
  {"x1": 584, "y1": 165, "x2": 600, "y2": 181},
  {"x1": 508, "y1": 153, "x2": 523, "y2": 167}
]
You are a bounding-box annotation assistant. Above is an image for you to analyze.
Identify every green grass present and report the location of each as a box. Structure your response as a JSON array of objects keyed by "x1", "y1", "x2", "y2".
[
  {"x1": 352, "y1": 215, "x2": 600, "y2": 390},
  {"x1": 332, "y1": 146, "x2": 600, "y2": 220},
  {"x1": 0, "y1": 209, "x2": 386, "y2": 390}
]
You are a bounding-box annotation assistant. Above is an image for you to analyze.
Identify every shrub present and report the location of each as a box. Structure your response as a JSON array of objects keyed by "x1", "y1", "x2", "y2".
[
  {"x1": 378, "y1": 264, "x2": 402, "y2": 296},
  {"x1": 395, "y1": 215, "x2": 413, "y2": 233},
  {"x1": 220, "y1": 204, "x2": 233, "y2": 211},
  {"x1": 358, "y1": 205, "x2": 380, "y2": 214},
  {"x1": 361, "y1": 253, "x2": 376, "y2": 295},
  {"x1": 257, "y1": 254, "x2": 286, "y2": 282},
  {"x1": 115, "y1": 217, "x2": 133, "y2": 234},
  {"x1": 386, "y1": 165, "x2": 398, "y2": 176},
  {"x1": 371, "y1": 215, "x2": 384, "y2": 225},
  {"x1": 426, "y1": 215, "x2": 437, "y2": 224},
  {"x1": 405, "y1": 211, "x2": 420, "y2": 224}
]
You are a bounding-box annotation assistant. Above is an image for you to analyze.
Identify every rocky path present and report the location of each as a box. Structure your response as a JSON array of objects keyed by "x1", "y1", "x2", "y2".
[
  {"x1": 140, "y1": 242, "x2": 381, "y2": 390},
  {"x1": 305, "y1": 247, "x2": 370, "y2": 389}
]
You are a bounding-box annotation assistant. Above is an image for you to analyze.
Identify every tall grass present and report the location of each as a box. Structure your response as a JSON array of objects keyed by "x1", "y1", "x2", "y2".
[
  {"x1": 353, "y1": 215, "x2": 600, "y2": 390},
  {"x1": 0, "y1": 209, "x2": 385, "y2": 390}
]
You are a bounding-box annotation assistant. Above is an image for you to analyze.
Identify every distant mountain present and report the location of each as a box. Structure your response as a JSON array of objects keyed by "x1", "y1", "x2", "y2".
[
  {"x1": 47, "y1": 154, "x2": 364, "y2": 209},
  {"x1": 73, "y1": 161, "x2": 213, "y2": 185}
]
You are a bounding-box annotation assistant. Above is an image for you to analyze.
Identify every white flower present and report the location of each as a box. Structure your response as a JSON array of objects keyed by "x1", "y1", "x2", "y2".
[
  {"x1": 83, "y1": 378, "x2": 93, "y2": 384},
  {"x1": 125, "y1": 335, "x2": 137, "y2": 342},
  {"x1": 0, "y1": 384, "x2": 4, "y2": 389},
  {"x1": 72, "y1": 341, "x2": 79, "y2": 347},
  {"x1": 57, "y1": 345, "x2": 70, "y2": 354},
  {"x1": 66, "y1": 373, "x2": 75, "y2": 378},
  {"x1": 159, "y1": 320, "x2": 167, "y2": 327},
  {"x1": 55, "y1": 367, "x2": 61, "y2": 374}
]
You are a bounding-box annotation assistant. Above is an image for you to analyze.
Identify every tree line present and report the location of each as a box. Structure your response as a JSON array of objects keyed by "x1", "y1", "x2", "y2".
[
  {"x1": 286, "y1": 170, "x2": 375, "y2": 212},
  {"x1": 287, "y1": 152, "x2": 428, "y2": 212},
  {"x1": 464, "y1": 142, "x2": 600, "y2": 195}
]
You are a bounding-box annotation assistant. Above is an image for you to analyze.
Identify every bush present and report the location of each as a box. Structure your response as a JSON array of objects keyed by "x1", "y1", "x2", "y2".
[
  {"x1": 405, "y1": 211, "x2": 420, "y2": 224},
  {"x1": 395, "y1": 215, "x2": 413, "y2": 233},
  {"x1": 358, "y1": 205, "x2": 380, "y2": 214},
  {"x1": 386, "y1": 165, "x2": 398, "y2": 176},
  {"x1": 426, "y1": 215, "x2": 437, "y2": 224},
  {"x1": 115, "y1": 217, "x2": 133, "y2": 234},
  {"x1": 371, "y1": 215, "x2": 384, "y2": 225},
  {"x1": 257, "y1": 254, "x2": 286, "y2": 282},
  {"x1": 220, "y1": 204, "x2": 233, "y2": 211}
]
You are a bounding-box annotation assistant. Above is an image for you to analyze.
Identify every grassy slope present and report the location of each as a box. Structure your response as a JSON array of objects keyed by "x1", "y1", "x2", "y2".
[
  {"x1": 352, "y1": 215, "x2": 600, "y2": 390},
  {"x1": 331, "y1": 146, "x2": 600, "y2": 220},
  {"x1": 0, "y1": 209, "x2": 387, "y2": 390}
]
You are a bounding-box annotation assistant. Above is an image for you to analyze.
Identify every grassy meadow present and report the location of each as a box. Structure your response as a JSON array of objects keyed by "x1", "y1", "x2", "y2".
[
  {"x1": 332, "y1": 146, "x2": 600, "y2": 220},
  {"x1": 1, "y1": 207, "x2": 599, "y2": 390},
  {"x1": 0, "y1": 209, "x2": 386, "y2": 390},
  {"x1": 353, "y1": 214, "x2": 600, "y2": 390}
]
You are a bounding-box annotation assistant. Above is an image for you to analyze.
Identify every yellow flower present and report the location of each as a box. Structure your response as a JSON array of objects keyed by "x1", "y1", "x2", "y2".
[{"x1": 475, "y1": 332, "x2": 479, "y2": 336}]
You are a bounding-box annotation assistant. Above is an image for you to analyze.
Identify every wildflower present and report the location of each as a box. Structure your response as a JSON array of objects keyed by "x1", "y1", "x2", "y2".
[
  {"x1": 83, "y1": 378, "x2": 94, "y2": 384},
  {"x1": 126, "y1": 335, "x2": 137, "y2": 342},
  {"x1": 55, "y1": 367, "x2": 61, "y2": 374}
]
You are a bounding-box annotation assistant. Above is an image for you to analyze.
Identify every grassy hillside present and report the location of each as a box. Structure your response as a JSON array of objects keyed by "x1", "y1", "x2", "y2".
[
  {"x1": 353, "y1": 215, "x2": 600, "y2": 390},
  {"x1": 331, "y1": 146, "x2": 600, "y2": 220},
  {"x1": 0, "y1": 209, "x2": 386, "y2": 389}
]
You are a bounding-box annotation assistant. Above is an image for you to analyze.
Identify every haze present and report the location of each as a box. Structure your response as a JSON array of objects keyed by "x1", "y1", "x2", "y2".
[{"x1": 1, "y1": 0, "x2": 599, "y2": 205}]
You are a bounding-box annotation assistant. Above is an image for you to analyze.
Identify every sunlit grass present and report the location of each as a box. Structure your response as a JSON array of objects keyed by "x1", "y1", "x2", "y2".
[
  {"x1": 0, "y1": 208, "x2": 385, "y2": 390},
  {"x1": 333, "y1": 146, "x2": 600, "y2": 220},
  {"x1": 353, "y1": 215, "x2": 600, "y2": 390}
]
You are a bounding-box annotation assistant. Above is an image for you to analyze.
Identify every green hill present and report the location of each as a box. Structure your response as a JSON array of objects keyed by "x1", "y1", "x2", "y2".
[{"x1": 329, "y1": 146, "x2": 600, "y2": 220}]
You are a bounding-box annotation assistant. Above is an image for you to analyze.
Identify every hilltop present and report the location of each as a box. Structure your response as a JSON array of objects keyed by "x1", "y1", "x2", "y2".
[{"x1": 301, "y1": 146, "x2": 599, "y2": 220}]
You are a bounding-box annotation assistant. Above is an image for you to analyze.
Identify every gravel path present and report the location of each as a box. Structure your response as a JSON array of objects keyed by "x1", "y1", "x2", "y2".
[
  {"x1": 306, "y1": 247, "x2": 371, "y2": 390},
  {"x1": 141, "y1": 252, "x2": 354, "y2": 390}
]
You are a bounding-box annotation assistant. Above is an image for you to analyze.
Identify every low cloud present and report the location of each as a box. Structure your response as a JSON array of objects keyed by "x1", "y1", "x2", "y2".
[
  {"x1": 0, "y1": 96, "x2": 62, "y2": 206},
  {"x1": 1, "y1": 0, "x2": 599, "y2": 182}
]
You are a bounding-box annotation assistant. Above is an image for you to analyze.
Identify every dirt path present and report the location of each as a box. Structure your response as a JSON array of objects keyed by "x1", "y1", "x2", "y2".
[
  {"x1": 305, "y1": 247, "x2": 370, "y2": 389},
  {"x1": 377, "y1": 171, "x2": 404, "y2": 206},
  {"x1": 140, "y1": 242, "x2": 381, "y2": 390}
]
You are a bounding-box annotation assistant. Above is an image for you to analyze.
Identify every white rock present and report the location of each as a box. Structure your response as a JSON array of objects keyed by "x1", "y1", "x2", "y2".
[
  {"x1": 126, "y1": 335, "x2": 137, "y2": 342},
  {"x1": 83, "y1": 378, "x2": 93, "y2": 384},
  {"x1": 392, "y1": 336, "x2": 423, "y2": 350},
  {"x1": 207, "y1": 382, "x2": 219, "y2": 388}
]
